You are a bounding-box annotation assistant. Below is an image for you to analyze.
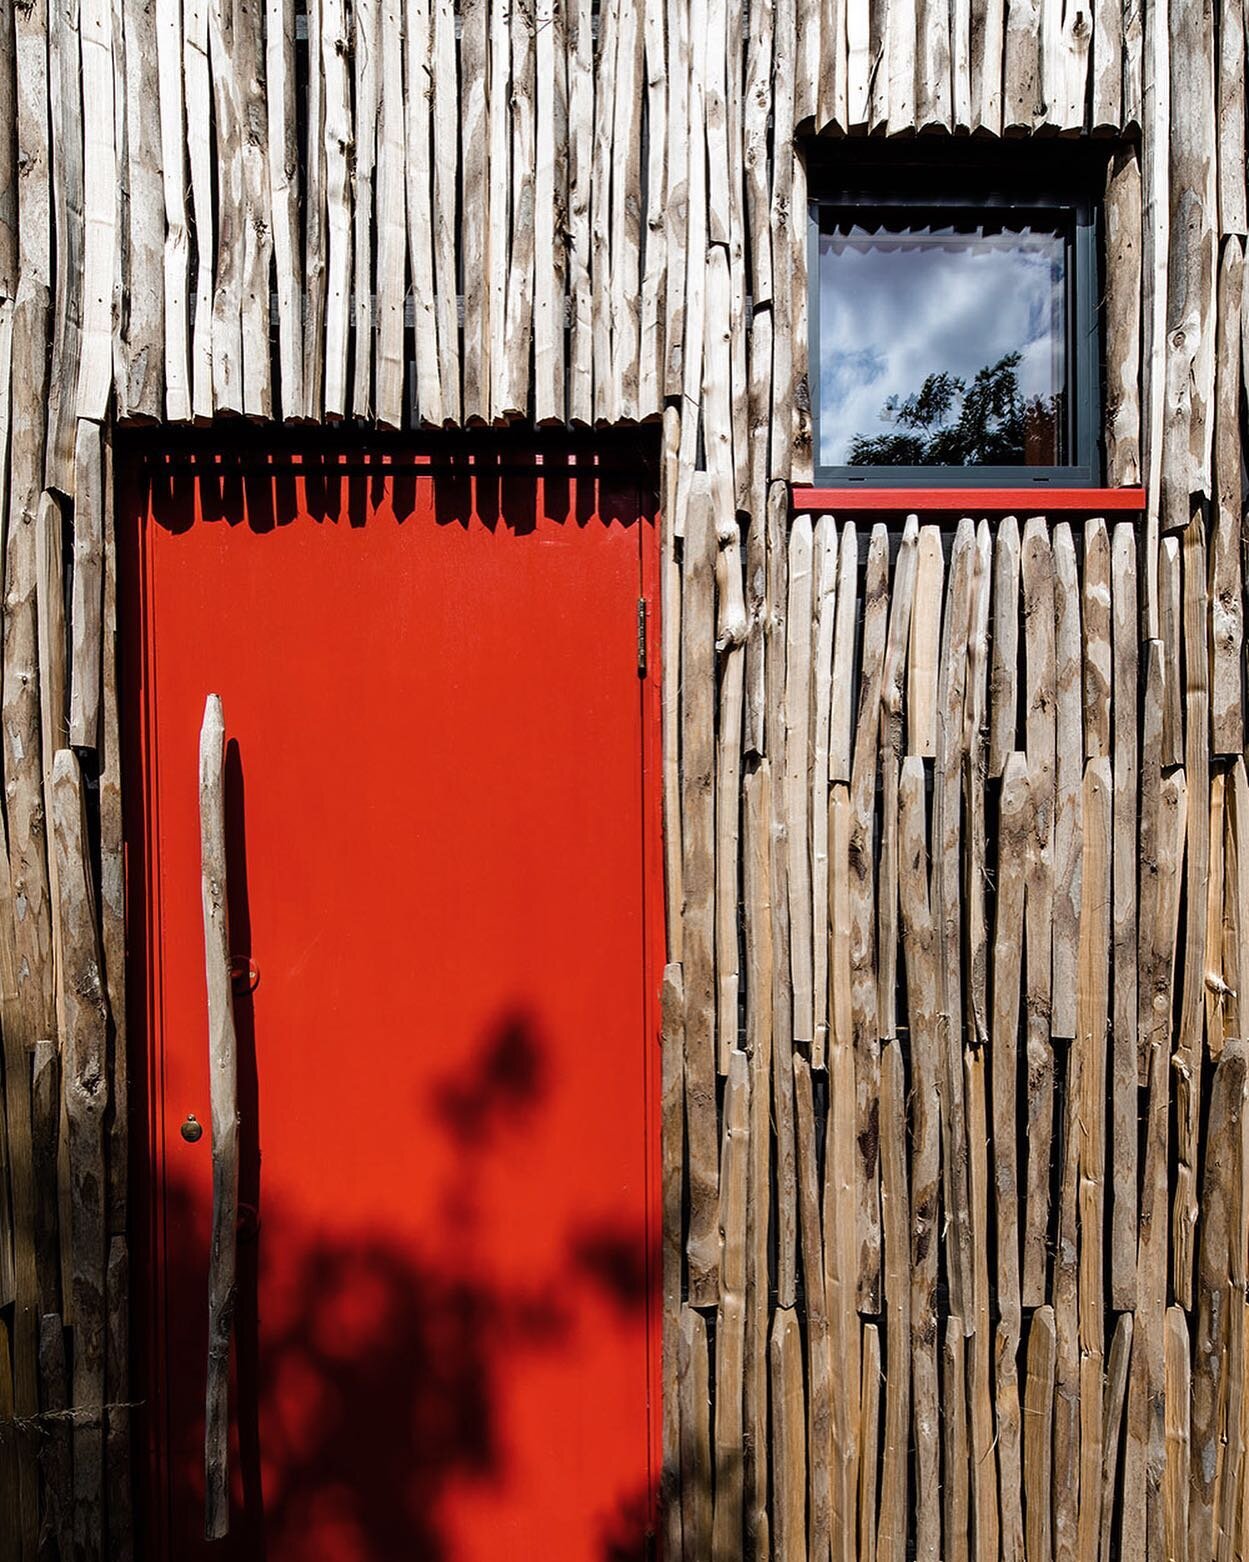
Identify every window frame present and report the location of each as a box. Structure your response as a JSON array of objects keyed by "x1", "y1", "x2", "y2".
[{"x1": 807, "y1": 179, "x2": 1103, "y2": 489}]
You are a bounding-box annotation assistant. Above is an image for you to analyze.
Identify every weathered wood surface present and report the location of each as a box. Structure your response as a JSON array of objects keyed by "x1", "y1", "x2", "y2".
[
  {"x1": 713, "y1": 1049, "x2": 749, "y2": 1560},
  {"x1": 1076, "y1": 756, "x2": 1110, "y2": 1562},
  {"x1": 199, "y1": 695, "x2": 239, "y2": 1540},
  {"x1": 878, "y1": 516, "x2": 918, "y2": 1045},
  {"x1": 51, "y1": 750, "x2": 108, "y2": 1561},
  {"x1": 647, "y1": 498, "x2": 1244, "y2": 1555},
  {"x1": 660, "y1": 963, "x2": 685, "y2": 1562},
  {"x1": 1110, "y1": 523, "x2": 1139, "y2": 1311},
  {"x1": 1175, "y1": 515, "x2": 1209, "y2": 1306},
  {"x1": 1190, "y1": 1041, "x2": 1246, "y2": 1562},
  {"x1": 742, "y1": 767, "x2": 771, "y2": 1558},
  {"x1": 878, "y1": 1038, "x2": 909, "y2": 1562},
  {"x1": 1161, "y1": 0, "x2": 1216, "y2": 533},
  {"x1": 794, "y1": 1052, "x2": 831, "y2": 1561},
  {"x1": 989, "y1": 515, "x2": 1019, "y2": 778},
  {"x1": 681, "y1": 482, "x2": 719, "y2": 1306},
  {"x1": 1021, "y1": 516, "x2": 1055, "y2": 1309},
  {"x1": 966, "y1": 1044, "x2": 999, "y2": 1562},
  {"x1": 899, "y1": 754, "x2": 939, "y2": 1562},
  {"x1": 1050, "y1": 521, "x2": 1081, "y2": 1043},
  {"x1": 679, "y1": 1303, "x2": 713, "y2": 1557},
  {"x1": 850, "y1": 523, "x2": 888, "y2": 1310},
  {"x1": 1106, "y1": 148, "x2": 1143, "y2": 486},
  {"x1": 934, "y1": 518, "x2": 974, "y2": 1322},
  {"x1": 810, "y1": 514, "x2": 836, "y2": 1065},
  {"x1": 994, "y1": 751, "x2": 1028, "y2": 1562}
]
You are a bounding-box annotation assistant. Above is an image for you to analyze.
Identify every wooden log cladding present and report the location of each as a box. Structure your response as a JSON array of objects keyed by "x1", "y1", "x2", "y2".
[
  {"x1": 658, "y1": 500, "x2": 1243, "y2": 1557},
  {"x1": 3, "y1": 0, "x2": 1249, "y2": 1547}
]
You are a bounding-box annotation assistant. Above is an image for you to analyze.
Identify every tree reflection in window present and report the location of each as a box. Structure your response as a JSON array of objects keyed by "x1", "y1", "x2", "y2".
[
  {"x1": 845, "y1": 352, "x2": 1063, "y2": 468},
  {"x1": 813, "y1": 212, "x2": 1078, "y2": 474}
]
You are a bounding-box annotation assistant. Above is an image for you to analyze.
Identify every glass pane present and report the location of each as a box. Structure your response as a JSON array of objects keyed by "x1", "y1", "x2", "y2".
[{"x1": 817, "y1": 216, "x2": 1069, "y2": 469}]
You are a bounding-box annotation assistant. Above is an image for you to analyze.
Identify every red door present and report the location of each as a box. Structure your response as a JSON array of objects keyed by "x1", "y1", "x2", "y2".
[{"x1": 122, "y1": 441, "x2": 664, "y2": 1562}]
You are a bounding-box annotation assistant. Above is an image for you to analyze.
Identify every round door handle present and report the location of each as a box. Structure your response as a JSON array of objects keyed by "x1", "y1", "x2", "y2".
[{"x1": 180, "y1": 1113, "x2": 205, "y2": 1144}]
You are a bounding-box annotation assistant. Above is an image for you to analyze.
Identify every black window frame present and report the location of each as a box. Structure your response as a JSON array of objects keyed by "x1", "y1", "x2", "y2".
[{"x1": 808, "y1": 163, "x2": 1103, "y2": 489}]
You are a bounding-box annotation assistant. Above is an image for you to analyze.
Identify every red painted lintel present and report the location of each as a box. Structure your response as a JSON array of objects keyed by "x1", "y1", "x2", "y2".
[{"x1": 790, "y1": 485, "x2": 1146, "y2": 513}]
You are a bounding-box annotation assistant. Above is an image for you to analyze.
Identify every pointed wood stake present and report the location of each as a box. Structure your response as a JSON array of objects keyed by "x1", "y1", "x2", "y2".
[
  {"x1": 1110, "y1": 524, "x2": 1139, "y2": 1310},
  {"x1": 989, "y1": 515, "x2": 1021, "y2": 778},
  {"x1": 679, "y1": 1305, "x2": 712, "y2": 1555},
  {"x1": 943, "y1": 1319, "x2": 969, "y2": 1562},
  {"x1": 199, "y1": 696, "x2": 238, "y2": 1539},
  {"x1": 52, "y1": 750, "x2": 109, "y2": 1559},
  {"x1": 1098, "y1": 1313, "x2": 1132, "y2": 1562},
  {"x1": 1050, "y1": 522, "x2": 1082, "y2": 1042},
  {"x1": 899, "y1": 756, "x2": 939, "y2": 1562},
  {"x1": 1021, "y1": 517, "x2": 1056, "y2": 1308},
  {"x1": 878, "y1": 1038, "x2": 910, "y2": 1562},
  {"x1": 1023, "y1": 1306, "x2": 1057, "y2": 1562},
  {"x1": 795, "y1": 1053, "x2": 832, "y2": 1562},
  {"x1": 713, "y1": 1050, "x2": 749, "y2": 1561},
  {"x1": 850, "y1": 524, "x2": 889, "y2": 1311},
  {"x1": 771, "y1": 1308, "x2": 806, "y2": 1555},
  {"x1": 682, "y1": 483, "x2": 719, "y2": 1305},
  {"x1": 909, "y1": 524, "x2": 943, "y2": 761},
  {"x1": 660, "y1": 965, "x2": 685, "y2": 1562}
]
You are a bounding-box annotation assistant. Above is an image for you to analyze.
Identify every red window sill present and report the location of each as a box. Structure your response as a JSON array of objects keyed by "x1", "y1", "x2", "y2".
[{"x1": 790, "y1": 485, "x2": 1146, "y2": 514}]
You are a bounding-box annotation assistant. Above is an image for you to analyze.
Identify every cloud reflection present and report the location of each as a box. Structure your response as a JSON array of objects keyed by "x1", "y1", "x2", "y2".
[{"x1": 817, "y1": 224, "x2": 1067, "y2": 467}]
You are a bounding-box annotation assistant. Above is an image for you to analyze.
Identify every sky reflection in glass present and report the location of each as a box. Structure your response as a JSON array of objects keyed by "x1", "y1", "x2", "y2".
[{"x1": 817, "y1": 222, "x2": 1068, "y2": 468}]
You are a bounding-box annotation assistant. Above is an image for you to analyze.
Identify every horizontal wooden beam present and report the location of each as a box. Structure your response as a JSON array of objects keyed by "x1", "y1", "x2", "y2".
[{"x1": 790, "y1": 487, "x2": 1147, "y2": 514}]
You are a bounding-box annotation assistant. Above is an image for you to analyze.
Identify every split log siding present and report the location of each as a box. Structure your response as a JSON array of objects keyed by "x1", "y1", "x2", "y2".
[{"x1": 0, "y1": 0, "x2": 1246, "y2": 1557}]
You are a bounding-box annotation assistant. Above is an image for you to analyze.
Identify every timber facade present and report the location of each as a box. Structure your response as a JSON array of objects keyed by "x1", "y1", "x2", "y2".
[{"x1": 0, "y1": 0, "x2": 1241, "y2": 1556}]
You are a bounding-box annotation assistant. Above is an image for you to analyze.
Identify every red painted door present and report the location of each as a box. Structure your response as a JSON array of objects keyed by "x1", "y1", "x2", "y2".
[{"x1": 122, "y1": 443, "x2": 663, "y2": 1562}]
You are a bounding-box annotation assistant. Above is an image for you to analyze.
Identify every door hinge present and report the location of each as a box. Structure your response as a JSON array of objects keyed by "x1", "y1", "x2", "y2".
[{"x1": 637, "y1": 598, "x2": 648, "y2": 678}]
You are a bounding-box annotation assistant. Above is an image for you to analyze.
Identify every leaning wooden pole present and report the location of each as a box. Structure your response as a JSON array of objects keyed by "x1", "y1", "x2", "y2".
[{"x1": 199, "y1": 695, "x2": 239, "y2": 1541}]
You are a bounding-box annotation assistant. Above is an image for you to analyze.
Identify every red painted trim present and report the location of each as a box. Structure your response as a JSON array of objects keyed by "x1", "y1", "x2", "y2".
[{"x1": 790, "y1": 485, "x2": 1146, "y2": 513}]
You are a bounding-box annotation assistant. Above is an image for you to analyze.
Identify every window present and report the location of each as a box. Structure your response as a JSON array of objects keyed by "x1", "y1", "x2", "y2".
[{"x1": 809, "y1": 165, "x2": 1102, "y2": 487}]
